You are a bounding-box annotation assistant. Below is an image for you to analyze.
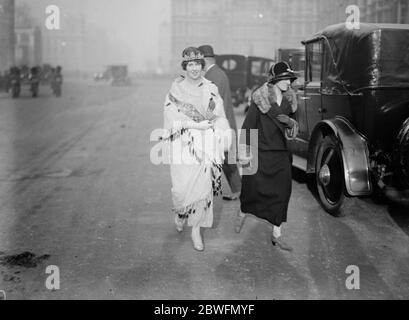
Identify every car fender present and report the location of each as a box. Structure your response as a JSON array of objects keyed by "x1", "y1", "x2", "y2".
[{"x1": 307, "y1": 117, "x2": 372, "y2": 196}]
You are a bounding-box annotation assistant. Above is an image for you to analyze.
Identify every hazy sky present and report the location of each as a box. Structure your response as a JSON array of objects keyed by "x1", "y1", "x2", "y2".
[{"x1": 19, "y1": 0, "x2": 171, "y2": 71}]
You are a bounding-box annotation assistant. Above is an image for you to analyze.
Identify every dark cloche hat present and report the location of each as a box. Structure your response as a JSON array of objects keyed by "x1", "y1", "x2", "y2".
[
  {"x1": 268, "y1": 61, "x2": 297, "y2": 83},
  {"x1": 198, "y1": 45, "x2": 215, "y2": 57}
]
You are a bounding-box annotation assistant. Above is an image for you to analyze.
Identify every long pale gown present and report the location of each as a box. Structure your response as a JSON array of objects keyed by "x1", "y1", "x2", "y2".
[{"x1": 162, "y1": 76, "x2": 231, "y2": 228}]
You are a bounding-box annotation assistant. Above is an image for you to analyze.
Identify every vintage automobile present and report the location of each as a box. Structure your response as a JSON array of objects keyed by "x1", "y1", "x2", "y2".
[
  {"x1": 110, "y1": 65, "x2": 132, "y2": 86},
  {"x1": 216, "y1": 54, "x2": 274, "y2": 107},
  {"x1": 288, "y1": 23, "x2": 409, "y2": 215},
  {"x1": 95, "y1": 65, "x2": 132, "y2": 86}
]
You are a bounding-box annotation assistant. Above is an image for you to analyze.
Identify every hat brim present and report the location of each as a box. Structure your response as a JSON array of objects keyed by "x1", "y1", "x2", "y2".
[{"x1": 269, "y1": 72, "x2": 297, "y2": 83}]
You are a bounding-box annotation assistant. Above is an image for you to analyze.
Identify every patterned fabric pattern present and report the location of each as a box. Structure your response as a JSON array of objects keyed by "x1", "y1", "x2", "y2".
[{"x1": 252, "y1": 83, "x2": 298, "y2": 114}]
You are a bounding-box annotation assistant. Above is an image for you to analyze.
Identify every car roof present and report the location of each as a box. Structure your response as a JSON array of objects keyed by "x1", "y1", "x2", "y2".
[
  {"x1": 304, "y1": 23, "x2": 409, "y2": 92},
  {"x1": 304, "y1": 23, "x2": 409, "y2": 43}
]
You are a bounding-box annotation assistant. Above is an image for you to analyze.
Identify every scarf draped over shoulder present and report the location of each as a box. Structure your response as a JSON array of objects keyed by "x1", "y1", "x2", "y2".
[{"x1": 161, "y1": 76, "x2": 231, "y2": 220}]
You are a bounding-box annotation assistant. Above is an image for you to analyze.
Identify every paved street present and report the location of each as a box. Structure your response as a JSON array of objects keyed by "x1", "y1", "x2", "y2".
[{"x1": 0, "y1": 77, "x2": 409, "y2": 300}]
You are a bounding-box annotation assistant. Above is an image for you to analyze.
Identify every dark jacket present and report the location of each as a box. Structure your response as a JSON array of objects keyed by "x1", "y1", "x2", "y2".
[
  {"x1": 242, "y1": 98, "x2": 292, "y2": 151},
  {"x1": 241, "y1": 83, "x2": 299, "y2": 151},
  {"x1": 204, "y1": 64, "x2": 237, "y2": 131}
]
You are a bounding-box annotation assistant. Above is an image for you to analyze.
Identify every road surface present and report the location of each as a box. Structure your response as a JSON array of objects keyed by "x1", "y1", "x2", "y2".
[{"x1": 0, "y1": 77, "x2": 408, "y2": 300}]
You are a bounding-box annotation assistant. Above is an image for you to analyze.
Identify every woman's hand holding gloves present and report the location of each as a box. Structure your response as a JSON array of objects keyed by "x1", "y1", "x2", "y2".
[
  {"x1": 276, "y1": 114, "x2": 295, "y2": 128},
  {"x1": 237, "y1": 145, "x2": 253, "y2": 167}
]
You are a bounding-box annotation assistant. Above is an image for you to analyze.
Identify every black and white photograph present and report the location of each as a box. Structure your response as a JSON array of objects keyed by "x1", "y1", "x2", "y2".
[{"x1": 1, "y1": 0, "x2": 409, "y2": 305}]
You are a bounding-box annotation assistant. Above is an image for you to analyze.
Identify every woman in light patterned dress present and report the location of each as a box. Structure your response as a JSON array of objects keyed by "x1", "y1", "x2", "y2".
[{"x1": 161, "y1": 47, "x2": 231, "y2": 251}]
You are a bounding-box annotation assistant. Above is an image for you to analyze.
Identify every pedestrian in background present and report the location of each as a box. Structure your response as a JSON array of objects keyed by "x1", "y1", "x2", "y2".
[
  {"x1": 198, "y1": 45, "x2": 242, "y2": 201},
  {"x1": 161, "y1": 47, "x2": 231, "y2": 252},
  {"x1": 236, "y1": 61, "x2": 299, "y2": 252}
]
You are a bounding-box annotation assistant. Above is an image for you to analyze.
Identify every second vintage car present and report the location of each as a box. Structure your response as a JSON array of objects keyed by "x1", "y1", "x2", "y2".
[{"x1": 216, "y1": 54, "x2": 274, "y2": 108}]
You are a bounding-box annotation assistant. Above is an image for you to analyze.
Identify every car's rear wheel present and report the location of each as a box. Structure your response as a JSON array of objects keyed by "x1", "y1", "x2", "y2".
[{"x1": 315, "y1": 135, "x2": 346, "y2": 216}]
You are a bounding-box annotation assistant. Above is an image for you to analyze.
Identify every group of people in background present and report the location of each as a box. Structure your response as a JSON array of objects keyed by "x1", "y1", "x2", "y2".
[
  {"x1": 162, "y1": 45, "x2": 299, "y2": 252},
  {"x1": 0, "y1": 64, "x2": 63, "y2": 97}
]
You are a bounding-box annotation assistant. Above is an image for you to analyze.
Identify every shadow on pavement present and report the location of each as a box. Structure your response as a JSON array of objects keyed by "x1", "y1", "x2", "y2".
[{"x1": 387, "y1": 203, "x2": 409, "y2": 236}]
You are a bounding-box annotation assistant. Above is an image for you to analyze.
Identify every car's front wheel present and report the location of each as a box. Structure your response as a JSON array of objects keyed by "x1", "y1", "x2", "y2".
[{"x1": 315, "y1": 135, "x2": 346, "y2": 216}]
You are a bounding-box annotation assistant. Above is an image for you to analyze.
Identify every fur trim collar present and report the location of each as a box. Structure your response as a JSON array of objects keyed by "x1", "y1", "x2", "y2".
[{"x1": 252, "y1": 83, "x2": 298, "y2": 114}]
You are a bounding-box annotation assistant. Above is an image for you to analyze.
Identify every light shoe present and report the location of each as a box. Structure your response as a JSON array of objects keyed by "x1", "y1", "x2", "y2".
[
  {"x1": 175, "y1": 215, "x2": 184, "y2": 233},
  {"x1": 191, "y1": 227, "x2": 204, "y2": 251},
  {"x1": 234, "y1": 210, "x2": 247, "y2": 233}
]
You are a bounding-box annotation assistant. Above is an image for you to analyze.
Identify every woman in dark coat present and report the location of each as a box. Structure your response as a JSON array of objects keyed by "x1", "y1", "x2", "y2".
[{"x1": 235, "y1": 61, "x2": 299, "y2": 252}]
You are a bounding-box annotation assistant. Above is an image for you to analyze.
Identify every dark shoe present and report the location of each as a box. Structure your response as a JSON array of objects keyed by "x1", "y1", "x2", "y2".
[
  {"x1": 271, "y1": 235, "x2": 293, "y2": 252},
  {"x1": 222, "y1": 192, "x2": 240, "y2": 201},
  {"x1": 234, "y1": 211, "x2": 246, "y2": 234}
]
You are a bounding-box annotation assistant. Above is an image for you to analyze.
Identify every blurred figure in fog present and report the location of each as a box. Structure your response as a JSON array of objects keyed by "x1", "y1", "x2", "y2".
[
  {"x1": 30, "y1": 66, "x2": 40, "y2": 98},
  {"x1": 161, "y1": 47, "x2": 231, "y2": 252},
  {"x1": 199, "y1": 45, "x2": 242, "y2": 201},
  {"x1": 0, "y1": 71, "x2": 7, "y2": 92},
  {"x1": 51, "y1": 66, "x2": 63, "y2": 97},
  {"x1": 9, "y1": 67, "x2": 21, "y2": 98}
]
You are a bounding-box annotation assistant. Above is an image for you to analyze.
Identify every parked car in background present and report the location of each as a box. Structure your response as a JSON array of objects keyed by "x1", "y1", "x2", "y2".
[
  {"x1": 94, "y1": 70, "x2": 111, "y2": 82},
  {"x1": 94, "y1": 65, "x2": 131, "y2": 86},
  {"x1": 110, "y1": 65, "x2": 132, "y2": 86},
  {"x1": 289, "y1": 23, "x2": 409, "y2": 215},
  {"x1": 216, "y1": 54, "x2": 274, "y2": 108}
]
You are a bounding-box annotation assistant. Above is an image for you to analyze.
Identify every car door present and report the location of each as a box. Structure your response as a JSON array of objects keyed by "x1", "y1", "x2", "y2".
[
  {"x1": 288, "y1": 41, "x2": 323, "y2": 170},
  {"x1": 304, "y1": 41, "x2": 324, "y2": 137},
  {"x1": 216, "y1": 55, "x2": 247, "y2": 93}
]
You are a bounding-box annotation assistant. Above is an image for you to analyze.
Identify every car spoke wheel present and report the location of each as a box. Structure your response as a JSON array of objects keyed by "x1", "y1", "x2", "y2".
[{"x1": 315, "y1": 135, "x2": 345, "y2": 216}]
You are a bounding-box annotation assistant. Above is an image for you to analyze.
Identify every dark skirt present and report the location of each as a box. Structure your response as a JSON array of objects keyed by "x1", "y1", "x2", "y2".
[{"x1": 240, "y1": 150, "x2": 292, "y2": 226}]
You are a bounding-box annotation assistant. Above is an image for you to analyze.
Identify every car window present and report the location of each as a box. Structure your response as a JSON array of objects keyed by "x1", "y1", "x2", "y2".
[
  {"x1": 322, "y1": 41, "x2": 346, "y2": 94},
  {"x1": 251, "y1": 60, "x2": 263, "y2": 76},
  {"x1": 222, "y1": 59, "x2": 237, "y2": 71},
  {"x1": 262, "y1": 61, "x2": 273, "y2": 75},
  {"x1": 306, "y1": 41, "x2": 322, "y2": 83}
]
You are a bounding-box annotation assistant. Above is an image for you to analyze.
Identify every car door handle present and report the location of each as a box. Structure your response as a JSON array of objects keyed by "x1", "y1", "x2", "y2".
[{"x1": 300, "y1": 96, "x2": 310, "y2": 100}]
